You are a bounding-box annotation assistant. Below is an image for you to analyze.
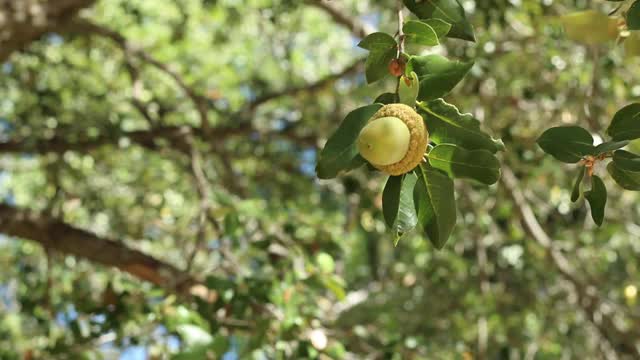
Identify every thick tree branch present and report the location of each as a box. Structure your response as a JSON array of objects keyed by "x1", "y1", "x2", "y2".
[
  {"x1": 307, "y1": 0, "x2": 373, "y2": 39},
  {"x1": 501, "y1": 166, "x2": 640, "y2": 356},
  {"x1": 0, "y1": 203, "x2": 209, "y2": 298},
  {"x1": 0, "y1": 0, "x2": 96, "y2": 62}
]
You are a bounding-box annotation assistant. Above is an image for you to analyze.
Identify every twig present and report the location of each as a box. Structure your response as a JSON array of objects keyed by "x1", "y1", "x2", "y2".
[
  {"x1": 71, "y1": 20, "x2": 214, "y2": 133},
  {"x1": 237, "y1": 59, "x2": 364, "y2": 115},
  {"x1": 501, "y1": 165, "x2": 640, "y2": 356},
  {"x1": 185, "y1": 135, "x2": 222, "y2": 273}
]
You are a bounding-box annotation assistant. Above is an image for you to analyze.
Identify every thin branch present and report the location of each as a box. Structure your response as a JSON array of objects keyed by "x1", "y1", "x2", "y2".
[
  {"x1": 185, "y1": 135, "x2": 222, "y2": 273},
  {"x1": 501, "y1": 165, "x2": 640, "y2": 356},
  {"x1": 69, "y1": 20, "x2": 214, "y2": 133},
  {"x1": 396, "y1": 2, "x2": 405, "y2": 56},
  {"x1": 0, "y1": 57, "x2": 361, "y2": 157},
  {"x1": 238, "y1": 59, "x2": 364, "y2": 115},
  {"x1": 123, "y1": 59, "x2": 158, "y2": 126}
]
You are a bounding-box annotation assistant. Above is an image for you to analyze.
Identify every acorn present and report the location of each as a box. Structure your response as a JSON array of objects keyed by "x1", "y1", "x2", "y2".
[{"x1": 357, "y1": 103, "x2": 428, "y2": 176}]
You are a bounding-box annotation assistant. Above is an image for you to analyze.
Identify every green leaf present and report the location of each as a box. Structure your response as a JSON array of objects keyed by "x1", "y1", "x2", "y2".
[
  {"x1": 398, "y1": 71, "x2": 419, "y2": 106},
  {"x1": 365, "y1": 48, "x2": 397, "y2": 84},
  {"x1": 422, "y1": 19, "x2": 452, "y2": 39},
  {"x1": 403, "y1": 20, "x2": 440, "y2": 46},
  {"x1": 316, "y1": 104, "x2": 383, "y2": 179},
  {"x1": 408, "y1": 55, "x2": 474, "y2": 101},
  {"x1": 608, "y1": 161, "x2": 640, "y2": 190},
  {"x1": 594, "y1": 140, "x2": 629, "y2": 154},
  {"x1": 571, "y1": 168, "x2": 585, "y2": 202},
  {"x1": 628, "y1": 0, "x2": 640, "y2": 30},
  {"x1": 418, "y1": 99, "x2": 504, "y2": 153},
  {"x1": 608, "y1": 150, "x2": 640, "y2": 191},
  {"x1": 402, "y1": 0, "x2": 475, "y2": 41},
  {"x1": 585, "y1": 175, "x2": 606, "y2": 226},
  {"x1": 606, "y1": 103, "x2": 640, "y2": 140},
  {"x1": 413, "y1": 165, "x2": 457, "y2": 249},
  {"x1": 428, "y1": 144, "x2": 501, "y2": 185},
  {"x1": 358, "y1": 32, "x2": 397, "y2": 52},
  {"x1": 358, "y1": 32, "x2": 398, "y2": 84},
  {"x1": 382, "y1": 175, "x2": 403, "y2": 227},
  {"x1": 613, "y1": 150, "x2": 640, "y2": 171},
  {"x1": 537, "y1": 126, "x2": 595, "y2": 163},
  {"x1": 382, "y1": 174, "x2": 419, "y2": 242}
]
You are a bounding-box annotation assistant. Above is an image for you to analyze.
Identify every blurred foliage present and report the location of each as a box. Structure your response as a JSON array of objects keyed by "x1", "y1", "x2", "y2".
[{"x1": 1, "y1": 0, "x2": 640, "y2": 359}]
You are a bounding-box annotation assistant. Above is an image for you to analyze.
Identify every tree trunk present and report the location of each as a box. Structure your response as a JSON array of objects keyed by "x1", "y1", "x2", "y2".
[{"x1": 0, "y1": 0, "x2": 96, "y2": 62}]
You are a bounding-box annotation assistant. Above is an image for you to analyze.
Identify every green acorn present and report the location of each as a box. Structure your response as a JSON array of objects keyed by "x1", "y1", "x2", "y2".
[{"x1": 357, "y1": 104, "x2": 428, "y2": 176}]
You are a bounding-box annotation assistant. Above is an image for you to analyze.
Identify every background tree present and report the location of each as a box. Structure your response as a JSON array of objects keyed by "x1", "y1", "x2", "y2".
[{"x1": 1, "y1": 0, "x2": 640, "y2": 359}]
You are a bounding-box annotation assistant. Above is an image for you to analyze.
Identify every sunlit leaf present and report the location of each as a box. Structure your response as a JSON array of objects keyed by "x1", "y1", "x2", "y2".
[
  {"x1": 418, "y1": 99, "x2": 504, "y2": 153},
  {"x1": 408, "y1": 55, "x2": 474, "y2": 101},
  {"x1": 403, "y1": 0, "x2": 475, "y2": 41}
]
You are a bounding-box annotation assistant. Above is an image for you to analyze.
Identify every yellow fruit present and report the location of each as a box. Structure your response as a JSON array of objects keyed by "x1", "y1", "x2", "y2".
[
  {"x1": 625, "y1": 285, "x2": 638, "y2": 300},
  {"x1": 357, "y1": 103, "x2": 428, "y2": 176},
  {"x1": 560, "y1": 10, "x2": 619, "y2": 45}
]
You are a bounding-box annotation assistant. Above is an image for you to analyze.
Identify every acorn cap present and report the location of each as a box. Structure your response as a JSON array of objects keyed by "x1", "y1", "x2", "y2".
[{"x1": 364, "y1": 103, "x2": 429, "y2": 176}]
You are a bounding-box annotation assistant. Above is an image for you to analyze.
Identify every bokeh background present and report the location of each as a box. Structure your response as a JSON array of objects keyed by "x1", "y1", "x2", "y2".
[{"x1": 1, "y1": 0, "x2": 640, "y2": 359}]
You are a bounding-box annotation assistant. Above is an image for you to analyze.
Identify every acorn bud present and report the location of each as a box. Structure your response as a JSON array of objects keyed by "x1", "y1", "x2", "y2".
[{"x1": 388, "y1": 58, "x2": 405, "y2": 77}]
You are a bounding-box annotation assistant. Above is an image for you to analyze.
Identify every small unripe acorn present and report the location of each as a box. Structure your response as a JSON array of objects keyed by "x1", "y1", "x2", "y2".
[{"x1": 357, "y1": 104, "x2": 428, "y2": 176}]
